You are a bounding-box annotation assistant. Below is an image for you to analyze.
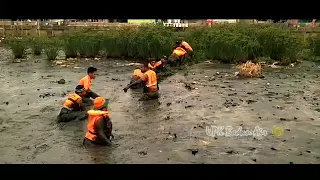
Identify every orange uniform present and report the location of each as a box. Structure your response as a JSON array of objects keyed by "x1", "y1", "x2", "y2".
[
  {"x1": 79, "y1": 75, "x2": 92, "y2": 91},
  {"x1": 172, "y1": 47, "x2": 187, "y2": 57},
  {"x1": 148, "y1": 61, "x2": 163, "y2": 71},
  {"x1": 141, "y1": 69, "x2": 158, "y2": 92},
  {"x1": 181, "y1": 41, "x2": 193, "y2": 51},
  {"x1": 85, "y1": 109, "x2": 111, "y2": 142},
  {"x1": 63, "y1": 93, "x2": 82, "y2": 110}
]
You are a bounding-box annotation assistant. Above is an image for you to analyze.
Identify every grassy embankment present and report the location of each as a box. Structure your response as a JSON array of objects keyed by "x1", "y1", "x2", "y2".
[{"x1": 4, "y1": 24, "x2": 320, "y2": 65}]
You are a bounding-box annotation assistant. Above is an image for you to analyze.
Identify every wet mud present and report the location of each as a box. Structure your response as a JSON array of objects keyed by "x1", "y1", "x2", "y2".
[{"x1": 0, "y1": 48, "x2": 319, "y2": 164}]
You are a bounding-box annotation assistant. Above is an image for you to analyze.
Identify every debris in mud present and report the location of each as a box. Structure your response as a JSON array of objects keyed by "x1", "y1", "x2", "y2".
[
  {"x1": 39, "y1": 92, "x2": 55, "y2": 98},
  {"x1": 196, "y1": 122, "x2": 207, "y2": 129},
  {"x1": 248, "y1": 147, "x2": 256, "y2": 151},
  {"x1": 184, "y1": 83, "x2": 193, "y2": 91},
  {"x1": 111, "y1": 78, "x2": 120, "y2": 81},
  {"x1": 271, "y1": 147, "x2": 278, "y2": 151},
  {"x1": 247, "y1": 99, "x2": 257, "y2": 104},
  {"x1": 54, "y1": 60, "x2": 76, "y2": 67},
  {"x1": 237, "y1": 61, "x2": 262, "y2": 77},
  {"x1": 279, "y1": 118, "x2": 287, "y2": 121},
  {"x1": 57, "y1": 79, "x2": 65, "y2": 84},
  {"x1": 164, "y1": 116, "x2": 170, "y2": 120},
  {"x1": 289, "y1": 162, "x2": 294, "y2": 164},
  {"x1": 306, "y1": 150, "x2": 312, "y2": 153},
  {"x1": 185, "y1": 105, "x2": 195, "y2": 109},
  {"x1": 269, "y1": 62, "x2": 281, "y2": 68},
  {"x1": 275, "y1": 105, "x2": 284, "y2": 110},
  {"x1": 166, "y1": 102, "x2": 171, "y2": 106},
  {"x1": 216, "y1": 72, "x2": 220, "y2": 75},
  {"x1": 166, "y1": 134, "x2": 177, "y2": 140},
  {"x1": 13, "y1": 59, "x2": 21, "y2": 63},
  {"x1": 226, "y1": 150, "x2": 237, "y2": 154},
  {"x1": 138, "y1": 150, "x2": 147, "y2": 156},
  {"x1": 223, "y1": 99, "x2": 239, "y2": 108},
  {"x1": 228, "y1": 93, "x2": 237, "y2": 96},
  {"x1": 315, "y1": 108, "x2": 320, "y2": 112},
  {"x1": 4, "y1": 102, "x2": 9, "y2": 105},
  {"x1": 209, "y1": 76, "x2": 216, "y2": 81},
  {"x1": 187, "y1": 148, "x2": 199, "y2": 156},
  {"x1": 125, "y1": 62, "x2": 142, "y2": 66},
  {"x1": 60, "y1": 92, "x2": 67, "y2": 97},
  {"x1": 199, "y1": 140, "x2": 211, "y2": 146}
]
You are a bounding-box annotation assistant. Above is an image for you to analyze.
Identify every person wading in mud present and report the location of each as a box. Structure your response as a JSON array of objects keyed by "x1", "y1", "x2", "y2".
[
  {"x1": 79, "y1": 67, "x2": 99, "y2": 103},
  {"x1": 83, "y1": 97, "x2": 114, "y2": 146},
  {"x1": 57, "y1": 85, "x2": 88, "y2": 123},
  {"x1": 174, "y1": 39, "x2": 193, "y2": 57},
  {"x1": 166, "y1": 46, "x2": 187, "y2": 67},
  {"x1": 148, "y1": 57, "x2": 165, "y2": 72},
  {"x1": 123, "y1": 63, "x2": 159, "y2": 100}
]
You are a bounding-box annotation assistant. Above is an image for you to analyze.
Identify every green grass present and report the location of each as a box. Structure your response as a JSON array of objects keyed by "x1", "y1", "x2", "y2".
[
  {"x1": 5, "y1": 24, "x2": 320, "y2": 64},
  {"x1": 43, "y1": 38, "x2": 62, "y2": 60},
  {"x1": 5, "y1": 37, "x2": 27, "y2": 59},
  {"x1": 31, "y1": 37, "x2": 44, "y2": 55}
]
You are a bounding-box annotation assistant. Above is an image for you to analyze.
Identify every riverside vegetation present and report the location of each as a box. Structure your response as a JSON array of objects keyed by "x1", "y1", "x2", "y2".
[{"x1": 3, "y1": 24, "x2": 320, "y2": 66}]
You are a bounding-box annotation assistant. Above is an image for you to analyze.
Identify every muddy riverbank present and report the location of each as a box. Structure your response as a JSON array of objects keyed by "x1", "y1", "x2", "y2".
[{"x1": 0, "y1": 48, "x2": 319, "y2": 164}]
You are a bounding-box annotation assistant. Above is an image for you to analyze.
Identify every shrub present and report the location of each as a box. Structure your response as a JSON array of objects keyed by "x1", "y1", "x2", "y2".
[
  {"x1": 5, "y1": 37, "x2": 27, "y2": 59},
  {"x1": 63, "y1": 34, "x2": 79, "y2": 58},
  {"x1": 43, "y1": 38, "x2": 62, "y2": 60},
  {"x1": 31, "y1": 37, "x2": 44, "y2": 55},
  {"x1": 307, "y1": 33, "x2": 320, "y2": 60}
]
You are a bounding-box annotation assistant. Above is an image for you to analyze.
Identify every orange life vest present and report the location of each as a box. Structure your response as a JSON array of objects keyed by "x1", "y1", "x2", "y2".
[
  {"x1": 132, "y1": 69, "x2": 145, "y2": 79},
  {"x1": 85, "y1": 110, "x2": 110, "y2": 141},
  {"x1": 79, "y1": 75, "x2": 92, "y2": 93},
  {"x1": 63, "y1": 93, "x2": 82, "y2": 110},
  {"x1": 144, "y1": 70, "x2": 158, "y2": 92},
  {"x1": 181, "y1": 41, "x2": 193, "y2": 51},
  {"x1": 172, "y1": 47, "x2": 187, "y2": 57},
  {"x1": 148, "y1": 61, "x2": 163, "y2": 71}
]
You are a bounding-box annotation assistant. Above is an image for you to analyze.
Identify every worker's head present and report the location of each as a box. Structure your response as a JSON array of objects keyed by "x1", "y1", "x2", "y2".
[
  {"x1": 149, "y1": 58, "x2": 156, "y2": 66},
  {"x1": 160, "y1": 55, "x2": 167, "y2": 62},
  {"x1": 176, "y1": 39, "x2": 183, "y2": 45},
  {"x1": 75, "y1": 85, "x2": 86, "y2": 96},
  {"x1": 93, "y1": 97, "x2": 107, "y2": 110},
  {"x1": 140, "y1": 63, "x2": 149, "y2": 73},
  {"x1": 87, "y1": 67, "x2": 97, "y2": 79}
]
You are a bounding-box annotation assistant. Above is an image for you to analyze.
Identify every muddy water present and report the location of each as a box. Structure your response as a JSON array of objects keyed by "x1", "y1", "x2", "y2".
[{"x1": 0, "y1": 48, "x2": 319, "y2": 164}]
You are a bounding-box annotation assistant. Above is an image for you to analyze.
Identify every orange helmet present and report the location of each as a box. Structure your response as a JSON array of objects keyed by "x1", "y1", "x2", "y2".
[{"x1": 93, "y1": 97, "x2": 106, "y2": 109}]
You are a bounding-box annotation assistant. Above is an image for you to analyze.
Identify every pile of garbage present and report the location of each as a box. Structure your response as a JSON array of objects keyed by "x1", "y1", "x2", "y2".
[
  {"x1": 53, "y1": 59, "x2": 77, "y2": 67},
  {"x1": 236, "y1": 61, "x2": 262, "y2": 78}
]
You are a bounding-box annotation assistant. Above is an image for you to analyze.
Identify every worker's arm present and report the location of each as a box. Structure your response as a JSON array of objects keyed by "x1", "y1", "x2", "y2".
[
  {"x1": 78, "y1": 99, "x2": 85, "y2": 111},
  {"x1": 123, "y1": 78, "x2": 144, "y2": 92},
  {"x1": 96, "y1": 117, "x2": 112, "y2": 145}
]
